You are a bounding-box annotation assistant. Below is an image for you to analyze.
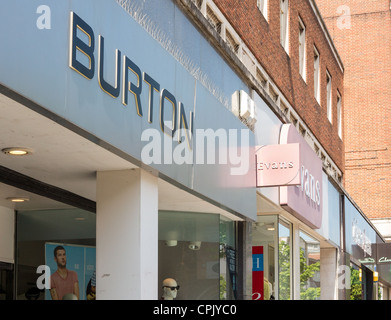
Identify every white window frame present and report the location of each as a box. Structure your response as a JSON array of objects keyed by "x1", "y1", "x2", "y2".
[
  {"x1": 337, "y1": 91, "x2": 342, "y2": 139},
  {"x1": 326, "y1": 70, "x2": 332, "y2": 123},
  {"x1": 280, "y1": 0, "x2": 289, "y2": 54},
  {"x1": 257, "y1": 0, "x2": 268, "y2": 21},
  {"x1": 314, "y1": 46, "x2": 320, "y2": 103},
  {"x1": 298, "y1": 16, "x2": 306, "y2": 81}
]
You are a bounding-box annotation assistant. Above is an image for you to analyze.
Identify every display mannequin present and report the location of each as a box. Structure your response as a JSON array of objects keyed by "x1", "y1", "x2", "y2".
[{"x1": 161, "y1": 278, "x2": 180, "y2": 300}]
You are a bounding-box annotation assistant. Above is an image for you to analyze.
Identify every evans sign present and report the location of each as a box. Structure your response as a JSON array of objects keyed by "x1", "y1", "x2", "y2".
[
  {"x1": 279, "y1": 124, "x2": 323, "y2": 229},
  {"x1": 255, "y1": 143, "x2": 301, "y2": 187}
]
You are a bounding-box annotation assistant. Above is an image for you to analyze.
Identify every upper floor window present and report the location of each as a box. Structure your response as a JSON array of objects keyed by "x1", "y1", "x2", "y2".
[
  {"x1": 280, "y1": 0, "x2": 289, "y2": 54},
  {"x1": 298, "y1": 16, "x2": 306, "y2": 81},
  {"x1": 326, "y1": 70, "x2": 332, "y2": 123},
  {"x1": 337, "y1": 91, "x2": 342, "y2": 139},
  {"x1": 257, "y1": 0, "x2": 268, "y2": 21},
  {"x1": 314, "y1": 46, "x2": 320, "y2": 103}
]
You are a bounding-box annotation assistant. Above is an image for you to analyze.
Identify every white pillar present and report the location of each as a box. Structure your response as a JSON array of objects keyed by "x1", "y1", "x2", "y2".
[
  {"x1": 320, "y1": 247, "x2": 338, "y2": 300},
  {"x1": 96, "y1": 169, "x2": 158, "y2": 300}
]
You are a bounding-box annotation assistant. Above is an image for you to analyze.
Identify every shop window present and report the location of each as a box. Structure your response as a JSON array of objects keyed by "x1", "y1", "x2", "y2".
[
  {"x1": 350, "y1": 264, "x2": 363, "y2": 300},
  {"x1": 299, "y1": 231, "x2": 320, "y2": 300},
  {"x1": 16, "y1": 208, "x2": 96, "y2": 300},
  {"x1": 278, "y1": 219, "x2": 292, "y2": 300},
  {"x1": 219, "y1": 217, "x2": 237, "y2": 300},
  {"x1": 252, "y1": 215, "x2": 277, "y2": 300},
  {"x1": 0, "y1": 262, "x2": 14, "y2": 300},
  {"x1": 158, "y1": 211, "x2": 237, "y2": 300}
]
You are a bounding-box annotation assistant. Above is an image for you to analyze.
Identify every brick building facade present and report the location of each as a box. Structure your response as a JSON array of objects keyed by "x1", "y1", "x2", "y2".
[
  {"x1": 316, "y1": 1, "x2": 391, "y2": 232},
  {"x1": 213, "y1": 0, "x2": 345, "y2": 173}
]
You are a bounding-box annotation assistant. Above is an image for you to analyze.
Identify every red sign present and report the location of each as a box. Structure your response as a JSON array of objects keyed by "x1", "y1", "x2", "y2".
[{"x1": 252, "y1": 246, "x2": 264, "y2": 300}]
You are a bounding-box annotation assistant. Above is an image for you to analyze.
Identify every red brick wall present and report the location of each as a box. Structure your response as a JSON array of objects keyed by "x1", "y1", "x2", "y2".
[
  {"x1": 213, "y1": 0, "x2": 345, "y2": 172},
  {"x1": 317, "y1": 0, "x2": 391, "y2": 219}
]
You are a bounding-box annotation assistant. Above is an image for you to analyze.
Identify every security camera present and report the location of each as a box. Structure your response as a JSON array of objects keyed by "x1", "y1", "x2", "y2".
[{"x1": 189, "y1": 241, "x2": 201, "y2": 250}]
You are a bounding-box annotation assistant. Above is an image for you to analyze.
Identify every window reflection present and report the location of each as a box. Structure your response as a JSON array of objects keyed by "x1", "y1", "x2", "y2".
[
  {"x1": 350, "y1": 263, "x2": 362, "y2": 300},
  {"x1": 299, "y1": 231, "x2": 320, "y2": 300},
  {"x1": 278, "y1": 220, "x2": 291, "y2": 300}
]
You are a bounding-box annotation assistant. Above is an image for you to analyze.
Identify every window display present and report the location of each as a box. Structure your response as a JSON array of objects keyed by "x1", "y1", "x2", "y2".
[
  {"x1": 251, "y1": 215, "x2": 277, "y2": 300},
  {"x1": 158, "y1": 211, "x2": 237, "y2": 300},
  {"x1": 16, "y1": 208, "x2": 96, "y2": 300}
]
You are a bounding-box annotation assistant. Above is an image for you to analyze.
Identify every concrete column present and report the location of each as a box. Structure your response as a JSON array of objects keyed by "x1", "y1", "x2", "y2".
[
  {"x1": 320, "y1": 247, "x2": 338, "y2": 300},
  {"x1": 96, "y1": 169, "x2": 158, "y2": 300}
]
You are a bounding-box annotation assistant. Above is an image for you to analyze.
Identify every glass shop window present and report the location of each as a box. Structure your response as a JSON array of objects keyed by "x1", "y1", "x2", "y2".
[
  {"x1": 251, "y1": 215, "x2": 277, "y2": 300},
  {"x1": 299, "y1": 231, "x2": 320, "y2": 300},
  {"x1": 278, "y1": 219, "x2": 292, "y2": 300},
  {"x1": 158, "y1": 211, "x2": 237, "y2": 300}
]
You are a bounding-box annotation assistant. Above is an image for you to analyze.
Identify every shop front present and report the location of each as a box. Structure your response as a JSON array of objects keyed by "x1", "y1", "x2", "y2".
[
  {"x1": 251, "y1": 96, "x2": 342, "y2": 300},
  {"x1": 344, "y1": 196, "x2": 390, "y2": 300},
  {"x1": 0, "y1": 0, "x2": 256, "y2": 300}
]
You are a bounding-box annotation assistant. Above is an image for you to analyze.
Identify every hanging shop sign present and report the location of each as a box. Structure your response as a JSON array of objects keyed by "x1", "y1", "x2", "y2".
[
  {"x1": 255, "y1": 143, "x2": 301, "y2": 187},
  {"x1": 279, "y1": 124, "x2": 323, "y2": 229}
]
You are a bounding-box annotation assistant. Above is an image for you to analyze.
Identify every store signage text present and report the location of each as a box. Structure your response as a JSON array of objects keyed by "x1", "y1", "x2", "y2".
[
  {"x1": 257, "y1": 161, "x2": 294, "y2": 170},
  {"x1": 297, "y1": 165, "x2": 321, "y2": 207},
  {"x1": 360, "y1": 257, "x2": 391, "y2": 264},
  {"x1": 68, "y1": 11, "x2": 193, "y2": 148},
  {"x1": 352, "y1": 218, "x2": 372, "y2": 257},
  {"x1": 379, "y1": 256, "x2": 391, "y2": 263},
  {"x1": 279, "y1": 124, "x2": 323, "y2": 229},
  {"x1": 255, "y1": 143, "x2": 300, "y2": 187}
]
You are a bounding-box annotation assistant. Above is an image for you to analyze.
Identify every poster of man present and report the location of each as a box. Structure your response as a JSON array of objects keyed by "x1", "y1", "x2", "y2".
[
  {"x1": 50, "y1": 245, "x2": 79, "y2": 300},
  {"x1": 45, "y1": 243, "x2": 96, "y2": 300}
]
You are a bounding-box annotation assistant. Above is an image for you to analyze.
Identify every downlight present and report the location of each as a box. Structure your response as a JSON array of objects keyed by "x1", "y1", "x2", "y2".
[
  {"x1": 2, "y1": 147, "x2": 33, "y2": 156},
  {"x1": 6, "y1": 197, "x2": 30, "y2": 203}
]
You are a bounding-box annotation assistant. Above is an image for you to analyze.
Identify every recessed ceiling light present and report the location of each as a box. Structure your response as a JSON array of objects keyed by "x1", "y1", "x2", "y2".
[
  {"x1": 6, "y1": 197, "x2": 30, "y2": 203},
  {"x1": 2, "y1": 147, "x2": 33, "y2": 156}
]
